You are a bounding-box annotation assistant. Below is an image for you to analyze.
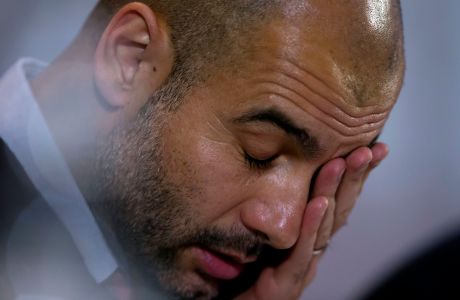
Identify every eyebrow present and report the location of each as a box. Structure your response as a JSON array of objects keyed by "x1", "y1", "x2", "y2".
[{"x1": 232, "y1": 107, "x2": 322, "y2": 158}]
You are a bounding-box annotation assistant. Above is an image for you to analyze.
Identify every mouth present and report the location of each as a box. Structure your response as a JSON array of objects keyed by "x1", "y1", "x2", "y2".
[{"x1": 193, "y1": 246, "x2": 257, "y2": 280}]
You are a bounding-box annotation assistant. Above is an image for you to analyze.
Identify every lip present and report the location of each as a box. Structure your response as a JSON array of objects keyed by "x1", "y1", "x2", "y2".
[{"x1": 194, "y1": 247, "x2": 254, "y2": 280}]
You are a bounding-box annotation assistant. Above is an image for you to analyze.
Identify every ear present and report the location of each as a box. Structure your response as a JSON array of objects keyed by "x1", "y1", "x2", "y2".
[{"x1": 94, "y1": 2, "x2": 173, "y2": 114}]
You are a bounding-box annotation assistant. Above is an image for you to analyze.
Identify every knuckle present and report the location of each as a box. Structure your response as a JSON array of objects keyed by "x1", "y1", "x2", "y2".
[
  {"x1": 334, "y1": 208, "x2": 353, "y2": 230},
  {"x1": 292, "y1": 268, "x2": 309, "y2": 285},
  {"x1": 337, "y1": 207, "x2": 353, "y2": 222},
  {"x1": 316, "y1": 231, "x2": 331, "y2": 246},
  {"x1": 347, "y1": 172, "x2": 365, "y2": 183}
]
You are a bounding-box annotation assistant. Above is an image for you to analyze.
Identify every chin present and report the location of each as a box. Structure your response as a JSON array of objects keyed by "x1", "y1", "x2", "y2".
[{"x1": 152, "y1": 269, "x2": 220, "y2": 300}]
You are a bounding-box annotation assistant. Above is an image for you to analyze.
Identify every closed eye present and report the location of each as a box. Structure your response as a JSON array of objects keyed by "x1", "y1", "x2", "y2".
[{"x1": 244, "y1": 152, "x2": 277, "y2": 169}]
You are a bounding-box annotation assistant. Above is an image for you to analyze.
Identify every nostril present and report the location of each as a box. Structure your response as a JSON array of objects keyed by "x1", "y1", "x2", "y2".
[
  {"x1": 267, "y1": 226, "x2": 300, "y2": 250},
  {"x1": 240, "y1": 197, "x2": 305, "y2": 250},
  {"x1": 250, "y1": 229, "x2": 270, "y2": 244}
]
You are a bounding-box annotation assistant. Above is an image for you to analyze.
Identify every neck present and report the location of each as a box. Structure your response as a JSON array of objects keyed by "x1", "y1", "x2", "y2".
[{"x1": 30, "y1": 45, "x2": 112, "y2": 196}]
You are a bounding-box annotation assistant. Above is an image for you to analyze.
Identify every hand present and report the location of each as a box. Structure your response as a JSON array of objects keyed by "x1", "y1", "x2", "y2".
[
  {"x1": 313, "y1": 142, "x2": 389, "y2": 249},
  {"x1": 234, "y1": 142, "x2": 389, "y2": 300},
  {"x1": 234, "y1": 195, "x2": 328, "y2": 300},
  {"x1": 308, "y1": 142, "x2": 389, "y2": 284}
]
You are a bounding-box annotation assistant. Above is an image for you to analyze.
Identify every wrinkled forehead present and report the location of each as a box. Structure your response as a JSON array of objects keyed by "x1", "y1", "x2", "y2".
[
  {"x1": 288, "y1": 0, "x2": 404, "y2": 104},
  {"x1": 239, "y1": 0, "x2": 405, "y2": 108},
  {"x1": 197, "y1": 1, "x2": 406, "y2": 158}
]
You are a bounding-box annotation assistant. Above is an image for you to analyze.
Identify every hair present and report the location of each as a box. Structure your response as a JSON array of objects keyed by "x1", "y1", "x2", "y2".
[
  {"x1": 82, "y1": 0, "x2": 404, "y2": 109},
  {"x1": 83, "y1": 0, "x2": 285, "y2": 110}
]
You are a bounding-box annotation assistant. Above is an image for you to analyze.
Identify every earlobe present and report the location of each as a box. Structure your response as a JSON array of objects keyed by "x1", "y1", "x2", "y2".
[{"x1": 94, "y1": 2, "x2": 173, "y2": 110}]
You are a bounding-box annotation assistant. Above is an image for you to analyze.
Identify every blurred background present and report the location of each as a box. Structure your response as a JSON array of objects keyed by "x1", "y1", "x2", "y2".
[{"x1": 0, "y1": 1, "x2": 458, "y2": 299}]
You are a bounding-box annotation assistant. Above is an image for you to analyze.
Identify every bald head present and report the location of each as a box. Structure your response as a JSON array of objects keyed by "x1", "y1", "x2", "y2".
[
  {"x1": 82, "y1": 0, "x2": 404, "y2": 108},
  {"x1": 301, "y1": 0, "x2": 405, "y2": 106}
]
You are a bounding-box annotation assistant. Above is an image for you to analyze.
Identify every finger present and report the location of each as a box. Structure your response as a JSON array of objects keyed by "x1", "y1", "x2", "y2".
[
  {"x1": 363, "y1": 142, "x2": 390, "y2": 182},
  {"x1": 332, "y1": 147, "x2": 373, "y2": 234},
  {"x1": 303, "y1": 254, "x2": 321, "y2": 287},
  {"x1": 369, "y1": 142, "x2": 389, "y2": 169},
  {"x1": 235, "y1": 197, "x2": 328, "y2": 300},
  {"x1": 274, "y1": 196, "x2": 328, "y2": 287},
  {"x1": 310, "y1": 158, "x2": 346, "y2": 250}
]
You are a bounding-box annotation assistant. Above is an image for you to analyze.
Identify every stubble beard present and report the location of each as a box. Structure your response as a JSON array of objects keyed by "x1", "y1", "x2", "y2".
[
  {"x1": 87, "y1": 102, "x2": 268, "y2": 299},
  {"x1": 87, "y1": 103, "x2": 201, "y2": 298}
]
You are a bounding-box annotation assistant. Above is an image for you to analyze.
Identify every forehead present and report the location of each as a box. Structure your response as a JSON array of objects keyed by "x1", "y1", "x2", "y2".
[
  {"x1": 192, "y1": 8, "x2": 403, "y2": 158},
  {"x1": 292, "y1": 0, "x2": 404, "y2": 105},
  {"x1": 245, "y1": 4, "x2": 404, "y2": 104}
]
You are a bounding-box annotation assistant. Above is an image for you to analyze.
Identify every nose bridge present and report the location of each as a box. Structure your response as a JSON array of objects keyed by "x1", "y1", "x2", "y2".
[{"x1": 241, "y1": 172, "x2": 310, "y2": 250}]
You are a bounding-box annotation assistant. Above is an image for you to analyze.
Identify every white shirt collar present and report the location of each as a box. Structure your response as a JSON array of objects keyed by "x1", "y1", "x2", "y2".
[{"x1": 0, "y1": 58, "x2": 118, "y2": 283}]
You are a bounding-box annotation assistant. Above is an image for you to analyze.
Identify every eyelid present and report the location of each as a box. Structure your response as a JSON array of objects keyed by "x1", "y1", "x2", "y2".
[
  {"x1": 244, "y1": 151, "x2": 278, "y2": 169},
  {"x1": 240, "y1": 135, "x2": 283, "y2": 160}
]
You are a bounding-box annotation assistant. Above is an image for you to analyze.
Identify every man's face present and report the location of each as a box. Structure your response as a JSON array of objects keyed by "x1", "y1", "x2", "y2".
[{"x1": 92, "y1": 16, "x2": 403, "y2": 300}]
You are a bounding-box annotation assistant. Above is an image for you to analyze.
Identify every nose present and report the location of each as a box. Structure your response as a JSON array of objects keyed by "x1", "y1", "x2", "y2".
[{"x1": 240, "y1": 174, "x2": 309, "y2": 250}]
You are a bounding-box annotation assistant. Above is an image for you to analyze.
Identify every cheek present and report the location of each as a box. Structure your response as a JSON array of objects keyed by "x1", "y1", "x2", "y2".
[
  {"x1": 161, "y1": 125, "x2": 249, "y2": 223},
  {"x1": 191, "y1": 136, "x2": 252, "y2": 219}
]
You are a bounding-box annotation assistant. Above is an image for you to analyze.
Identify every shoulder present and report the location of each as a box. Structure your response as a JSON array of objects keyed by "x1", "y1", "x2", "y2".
[{"x1": 6, "y1": 199, "x2": 99, "y2": 299}]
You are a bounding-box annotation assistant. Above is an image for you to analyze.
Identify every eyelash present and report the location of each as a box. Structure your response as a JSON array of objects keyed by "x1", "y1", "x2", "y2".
[{"x1": 244, "y1": 152, "x2": 277, "y2": 169}]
